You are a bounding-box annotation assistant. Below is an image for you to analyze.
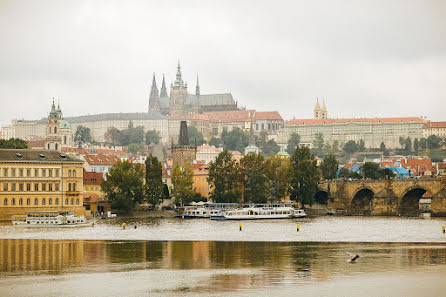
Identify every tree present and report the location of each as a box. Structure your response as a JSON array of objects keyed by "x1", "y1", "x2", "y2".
[
  {"x1": 145, "y1": 130, "x2": 160, "y2": 145},
  {"x1": 240, "y1": 153, "x2": 268, "y2": 203},
  {"x1": 379, "y1": 141, "x2": 386, "y2": 152},
  {"x1": 145, "y1": 155, "x2": 164, "y2": 207},
  {"x1": 399, "y1": 137, "x2": 406, "y2": 149},
  {"x1": 265, "y1": 156, "x2": 290, "y2": 202},
  {"x1": 289, "y1": 146, "x2": 321, "y2": 206},
  {"x1": 209, "y1": 137, "x2": 223, "y2": 148},
  {"x1": 404, "y1": 137, "x2": 412, "y2": 152},
  {"x1": 313, "y1": 133, "x2": 324, "y2": 153},
  {"x1": 221, "y1": 128, "x2": 249, "y2": 152},
  {"x1": 419, "y1": 138, "x2": 427, "y2": 150},
  {"x1": 187, "y1": 126, "x2": 205, "y2": 146},
  {"x1": 286, "y1": 133, "x2": 301, "y2": 155},
  {"x1": 101, "y1": 161, "x2": 145, "y2": 212},
  {"x1": 362, "y1": 162, "x2": 384, "y2": 180},
  {"x1": 427, "y1": 135, "x2": 442, "y2": 150},
  {"x1": 358, "y1": 139, "x2": 365, "y2": 152},
  {"x1": 0, "y1": 138, "x2": 28, "y2": 149},
  {"x1": 320, "y1": 153, "x2": 339, "y2": 180},
  {"x1": 343, "y1": 140, "x2": 358, "y2": 154},
  {"x1": 338, "y1": 167, "x2": 362, "y2": 179},
  {"x1": 74, "y1": 125, "x2": 91, "y2": 143},
  {"x1": 208, "y1": 149, "x2": 241, "y2": 203},
  {"x1": 171, "y1": 163, "x2": 195, "y2": 205},
  {"x1": 331, "y1": 140, "x2": 340, "y2": 153},
  {"x1": 261, "y1": 139, "x2": 280, "y2": 157},
  {"x1": 127, "y1": 143, "x2": 144, "y2": 155},
  {"x1": 104, "y1": 127, "x2": 120, "y2": 145},
  {"x1": 413, "y1": 138, "x2": 419, "y2": 153}
]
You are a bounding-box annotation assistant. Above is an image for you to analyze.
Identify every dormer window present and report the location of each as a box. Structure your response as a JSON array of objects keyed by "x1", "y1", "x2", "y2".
[
  {"x1": 16, "y1": 153, "x2": 23, "y2": 159},
  {"x1": 39, "y1": 154, "x2": 45, "y2": 159}
]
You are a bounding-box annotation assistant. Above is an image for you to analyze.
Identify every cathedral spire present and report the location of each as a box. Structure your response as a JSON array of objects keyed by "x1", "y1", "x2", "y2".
[
  {"x1": 148, "y1": 73, "x2": 160, "y2": 112},
  {"x1": 195, "y1": 74, "x2": 200, "y2": 96},
  {"x1": 322, "y1": 99, "x2": 327, "y2": 111},
  {"x1": 173, "y1": 61, "x2": 184, "y2": 87},
  {"x1": 160, "y1": 74, "x2": 167, "y2": 97}
]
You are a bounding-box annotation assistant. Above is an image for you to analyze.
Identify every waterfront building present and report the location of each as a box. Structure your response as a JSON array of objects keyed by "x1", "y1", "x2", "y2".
[
  {"x1": 83, "y1": 154, "x2": 120, "y2": 176},
  {"x1": 423, "y1": 121, "x2": 446, "y2": 138},
  {"x1": 148, "y1": 62, "x2": 238, "y2": 116},
  {"x1": 0, "y1": 149, "x2": 85, "y2": 221},
  {"x1": 192, "y1": 164, "x2": 211, "y2": 199},
  {"x1": 172, "y1": 121, "x2": 196, "y2": 168},
  {"x1": 82, "y1": 169, "x2": 103, "y2": 198}
]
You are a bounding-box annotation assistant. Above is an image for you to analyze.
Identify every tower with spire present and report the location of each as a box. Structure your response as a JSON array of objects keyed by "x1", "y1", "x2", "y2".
[
  {"x1": 195, "y1": 74, "x2": 200, "y2": 96},
  {"x1": 172, "y1": 120, "x2": 196, "y2": 168},
  {"x1": 148, "y1": 73, "x2": 160, "y2": 113},
  {"x1": 313, "y1": 98, "x2": 327, "y2": 119},
  {"x1": 169, "y1": 61, "x2": 188, "y2": 116}
]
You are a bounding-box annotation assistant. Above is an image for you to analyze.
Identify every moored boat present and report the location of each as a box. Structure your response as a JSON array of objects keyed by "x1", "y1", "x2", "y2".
[
  {"x1": 12, "y1": 210, "x2": 92, "y2": 227},
  {"x1": 211, "y1": 206, "x2": 306, "y2": 220}
]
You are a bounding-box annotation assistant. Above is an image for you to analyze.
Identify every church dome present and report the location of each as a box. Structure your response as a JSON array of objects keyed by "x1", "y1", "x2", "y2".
[{"x1": 59, "y1": 120, "x2": 71, "y2": 129}]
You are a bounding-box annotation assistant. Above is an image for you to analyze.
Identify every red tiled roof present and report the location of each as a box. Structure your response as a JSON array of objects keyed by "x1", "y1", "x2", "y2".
[
  {"x1": 424, "y1": 121, "x2": 446, "y2": 129},
  {"x1": 84, "y1": 154, "x2": 120, "y2": 166},
  {"x1": 197, "y1": 144, "x2": 221, "y2": 153},
  {"x1": 83, "y1": 193, "x2": 102, "y2": 203},
  {"x1": 83, "y1": 169, "x2": 103, "y2": 185},
  {"x1": 254, "y1": 111, "x2": 283, "y2": 121},
  {"x1": 27, "y1": 139, "x2": 46, "y2": 149},
  {"x1": 287, "y1": 117, "x2": 424, "y2": 125}
]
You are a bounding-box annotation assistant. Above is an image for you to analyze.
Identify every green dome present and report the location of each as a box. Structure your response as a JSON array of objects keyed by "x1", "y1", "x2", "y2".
[{"x1": 59, "y1": 120, "x2": 71, "y2": 129}]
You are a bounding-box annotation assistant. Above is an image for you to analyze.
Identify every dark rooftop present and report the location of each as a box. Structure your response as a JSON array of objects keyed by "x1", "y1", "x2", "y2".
[{"x1": 0, "y1": 149, "x2": 83, "y2": 162}]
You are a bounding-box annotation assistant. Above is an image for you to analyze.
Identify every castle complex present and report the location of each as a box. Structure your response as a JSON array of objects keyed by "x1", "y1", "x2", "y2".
[{"x1": 148, "y1": 62, "x2": 239, "y2": 116}]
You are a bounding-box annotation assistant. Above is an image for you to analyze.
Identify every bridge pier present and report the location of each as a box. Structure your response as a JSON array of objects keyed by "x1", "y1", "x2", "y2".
[
  {"x1": 432, "y1": 189, "x2": 446, "y2": 217},
  {"x1": 372, "y1": 188, "x2": 398, "y2": 216}
]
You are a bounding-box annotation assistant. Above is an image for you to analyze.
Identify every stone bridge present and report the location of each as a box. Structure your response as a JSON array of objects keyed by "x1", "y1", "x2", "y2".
[{"x1": 317, "y1": 177, "x2": 446, "y2": 216}]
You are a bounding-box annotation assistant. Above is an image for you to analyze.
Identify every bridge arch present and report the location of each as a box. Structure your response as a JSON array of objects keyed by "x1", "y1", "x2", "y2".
[
  {"x1": 398, "y1": 186, "x2": 428, "y2": 216},
  {"x1": 314, "y1": 190, "x2": 329, "y2": 205},
  {"x1": 350, "y1": 187, "x2": 375, "y2": 215}
]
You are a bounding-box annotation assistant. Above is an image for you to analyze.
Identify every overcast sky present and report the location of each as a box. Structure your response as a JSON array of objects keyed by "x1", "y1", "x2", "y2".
[{"x1": 1, "y1": 0, "x2": 445, "y2": 125}]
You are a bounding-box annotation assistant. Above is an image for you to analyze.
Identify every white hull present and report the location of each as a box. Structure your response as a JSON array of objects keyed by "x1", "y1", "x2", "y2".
[
  {"x1": 13, "y1": 222, "x2": 94, "y2": 228},
  {"x1": 211, "y1": 207, "x2": 306, "y2": 220}
]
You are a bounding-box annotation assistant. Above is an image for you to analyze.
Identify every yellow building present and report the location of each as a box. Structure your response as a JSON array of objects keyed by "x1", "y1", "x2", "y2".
[
  {"x1": 192, "y1": 165, "x2": 211, "y2": 199},
  {"x1": 0, "y1": 149, "x2": 85, "y2": 221}
]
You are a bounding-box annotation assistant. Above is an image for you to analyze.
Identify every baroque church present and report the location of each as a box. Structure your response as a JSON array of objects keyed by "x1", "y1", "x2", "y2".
[
  {"x1": 148, "y1": 62, "x2": 239, "y2": 116},
  {"x1": 45, "y1": 99, "x2": 73, "y2": 150}
]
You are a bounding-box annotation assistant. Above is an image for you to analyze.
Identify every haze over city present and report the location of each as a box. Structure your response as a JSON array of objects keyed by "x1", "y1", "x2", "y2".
[{"x1": 1, "y1": 0, "x2": 446, "y2": 125}]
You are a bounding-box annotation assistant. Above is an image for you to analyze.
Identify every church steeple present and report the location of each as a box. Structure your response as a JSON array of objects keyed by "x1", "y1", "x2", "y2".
[
  {"x1": 160, "y1": 74, "x2": 168, "y2": 97},
  {"x1": 314, "y1": 98, "x2": 322, "y2": 119},
  {"x1": 195, "y1": 74, "x2": 200, "y2": 96},
  {"x1": 173, "y1": 61, "x2": 185, "y2": 87},
  {"x1": 148, "y1": 73, "x2": 160, "y2": 112}
]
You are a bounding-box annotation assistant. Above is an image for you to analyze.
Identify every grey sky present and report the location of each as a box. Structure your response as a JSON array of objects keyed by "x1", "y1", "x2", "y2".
[{"x1": 1, "y1": 0, "x2": 445, "y2": 125}]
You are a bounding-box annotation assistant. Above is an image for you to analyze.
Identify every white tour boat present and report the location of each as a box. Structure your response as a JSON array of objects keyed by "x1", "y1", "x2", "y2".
[
  {"x1": 182, "y1": 207, "x2": 210, "y2": 218},
  {"x1": 210, "y1": 206, "x2": 306, "y2": 220},
  {"x1": 12, "y1": 210, "x2": 92, "y2": 227}
]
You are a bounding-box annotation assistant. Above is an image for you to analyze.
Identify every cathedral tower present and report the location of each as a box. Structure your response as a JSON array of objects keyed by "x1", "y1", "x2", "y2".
[
  {"x1": 313, "y1": 98, "x2": 327, "y2": 119},
  {"x1": 169, "y1": 62, "x2": 188, "y2": 116},
  {"x1": 148, "y1": 73, "x2": 160, "y2": 113},
  {"x1": 45, "y1": 98, "x2": 62, "y2": 151}
]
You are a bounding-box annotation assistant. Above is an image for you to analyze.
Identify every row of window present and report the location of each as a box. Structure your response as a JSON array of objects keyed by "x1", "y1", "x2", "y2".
[
  {"x1": 85, "y1": 186, "x2": 100, "y2": 191},
  {"x1": 3, "y1": 197, "x2": 80, "y2": 206},
  {"x1": 2, "y1": 168, "x2": 60, "y2": 178},
  {"x1": 2, "y1": 182, "x2": 77, "y2": 192}
]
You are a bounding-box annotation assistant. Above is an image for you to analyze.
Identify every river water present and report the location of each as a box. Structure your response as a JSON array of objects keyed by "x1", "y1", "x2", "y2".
[{"x1": 1, "y1": 217, "x2": 446, "y2": 296}]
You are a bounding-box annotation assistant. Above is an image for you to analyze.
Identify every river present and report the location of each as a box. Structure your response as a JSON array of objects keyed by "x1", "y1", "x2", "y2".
[{"x1": 1, "y1": 217, "x2": 446, "y2": 296}]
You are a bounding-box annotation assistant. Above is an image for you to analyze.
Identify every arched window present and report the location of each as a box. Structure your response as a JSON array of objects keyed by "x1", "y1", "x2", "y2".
[
  {"x1": 73, "y1": 183, "x2": 76, "y2": 191},
  {"x1": 54, "y1": 127, "x2": 57, "y2": 133},
  {"x1": 71, "y1": 198, "x2": 74, "y2": 205},
  {"x1": 34, "y1": 198, "x2": 38, "y2": 205},
  {"x1": 55, "y1": 143, "x2": 58, "y2": 150},
  {"x1": 65, "y1": 198, "x2": 68, "y2": 205},
  {"x1": 12, "y1": 198, "x2": 15, "y2": 205},
  {"x1": 68, "y1": 170, "x2": 71, "y2": 177},
  {"x1": 19, "y1": 198, "x2": 23, "y2": 205},
  {"x1": 3, "y1": 198, "x2": 7, "y2": 205},
  {"x1": 48, "y1": 144, "x2": 50, "y2": 150},
  {"x1": 64, "y1": 136, "x2": 67, "y2": 144},
  {"x1": 49, "y1": 198, "x2": 52, "y2": 205},
  {"x1": 68, "y1": 183, "x2": 71, "y2": 191},
  {"x1": 26, "y1": 198, "x2": 30, "y2": 205},
  {"x1": 73, "y1": 170, "x2": 76, "y2": 177},
  {"x1": 55, "y1": 198, "x2": 59, "y2": 205},
  {"x1": 42, "y1": 198, "x2": 46, "y2": 205},
  {"x1": 76, "y1": 198, "x2": 79, "y2": 205}
]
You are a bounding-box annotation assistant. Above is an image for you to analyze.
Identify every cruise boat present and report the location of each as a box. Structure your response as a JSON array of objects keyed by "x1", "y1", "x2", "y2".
[
  {"x1": 182, "y1": 207, "x2": 210, "y2": 218},
  {"x1": 181, "y1": 203, "x2": 239, "y2": 219},
  {"x1": 210, "y1": 206, "x2": 306, "y2": 220},
  {"x1": 12, "y1": 210, "x2": 92, "y2": 227}
]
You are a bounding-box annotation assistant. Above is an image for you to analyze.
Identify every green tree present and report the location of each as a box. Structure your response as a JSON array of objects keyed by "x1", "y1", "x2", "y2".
[
  {"x1": 104, "y1": 127, "x2": 120, "y2": 145},
  {"x1": 331, "y1": 140, "x2": 340, "y2": 153},
  {"x1": 261, "y1": 139, "x2": 280, "y2": 157},
  {"x1": 145, "y1": 155, "x2": 164, "y2": 207},
  {"x1": 289, "y1": 146, "x2": 321, "y2": 206},
  {"x1": 399, "y1": 137, "x2": 406, "y2": 149},
  {"x1": 209, "y1": 137, "x2": 223, "y2": 148},
  {"x1": 343, "y1": 140, "x2": 358, "y2": 154},
  {"x1": 145, "y1": 130, "x2": 160, "y2": 145},
  {"x1": 358, "y1": 139, "x2": 366, "y2": 152},
  {"x1": 338, "y1": 167, "x2": 362, "y2": 179},
  {"x1": 362, "y1": 162, "x2": 384, "y2": 179},
  {"x1": 208, "y1": 149, "x2": 241, "y2": 203},
  {"x1": 320, "y1": 153, "x2": 339, "y2": 180},
  {"x1": 0, "y1": 138, "x2": 28, "y2": 149},
  {"x1": 187, "y1": 126, "x2": 205, "y2": 146},
  {"x1": 419, "y1": 138, "x2": 427, "y2": 150},
  {"x1": 74, "y1": 125, "x2": 91, "y2": 143},
  {"x1": 413, "y1": 138, "x2": 419, "y2": 153},
  {"x1": 379, "y1": 141, "x2": 386, "y2": 152},
  {"x1": 265, "y1": 156, "x2": 290, "y2": 202},
  {"x1": 286, "y1": 133, "x2": 301, "y2": 155},
  {"x1": 405, "y1": 137, "x2": 412, "y2": 152},
  {"x1": 101, "y1": 161, "x2": 145, "y2": 212},
  {"x1": 427, "y1": 135, "x2": 442, "y2": 150},
  {"x1": 171, "y1": 163, "x2": 195, "y2": 205},
  {"x1": 313, "y1": 133, "x2": 325, "y2": 156},
  {"x1": 240, "y1": 153, "x2": 267, "y2": 203},
  {"x1": 221, "y1": 128, "x2": 249, "y2": 152},
  {"x1": 127, "y1": 143, "x2": 144, "y2": 154}
]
